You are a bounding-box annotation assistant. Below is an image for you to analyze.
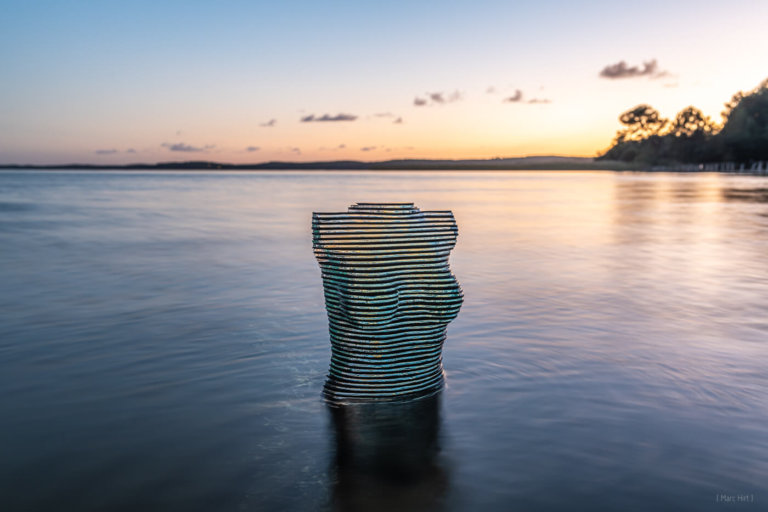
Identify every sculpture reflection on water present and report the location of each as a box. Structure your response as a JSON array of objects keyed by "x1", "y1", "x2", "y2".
[
  {"x1": 329, "y1": 393, "x2": 449, "y2": 511},
  {"x1": 313, "y1": 202, "x2": 462, "y2": 510},
  {"x1": 312, "y1": 202, "x2": 463, "y2": 403}
]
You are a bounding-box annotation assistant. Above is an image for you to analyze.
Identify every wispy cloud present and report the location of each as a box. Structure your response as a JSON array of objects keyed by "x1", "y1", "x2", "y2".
[
  {"x1": 361, "y1": 146, "x2": 377, "y2": 152},
  {"x1": 259, "y1": 119, "x2": 276, "y2": 127},
  {"x1": 430, "y1": 91, "x2": 462, "y2": 104},
  {"x1": 599, "y1": 59, "x2": 669, "y2": 79},
  {"x1": 126, "y1": 148, "x2": 136, "y2": 154},
  {"x1": 246, "y1": 146, "x2": 260, "y2": 152},
  {"x1": 161, "y1": 142, "x2": 215, "y2": 152},
  {"x1": 94, "y1": 149, "x2": 118, "y2": 155},
  {"x1": 414, "y1": 90, "x2": 462, "y2": 106},
  {"x1": 504, "y1": 89, "x2": 523, "y2": 102},
  {"x1": 486, "y1": 86, "x2": 497, "y2": 94},
  {"x1": 503, "y1": 90, "x2": 551, "y2": 104},
  {"x1": 301, "y1": 113, "x2": 357, "y2": 122},
  {"x1": 318, "y1": 143, "x2": 349, "y2": 151},
  {"x1": 429, "y1": 92, "x2": 446, "y2": 104},
  {"x1": 372, "y1": 112, "x2": 403, "y2": 123},
  {"x1": 291, "y1": 147, "x2": 301, "y2": 154}
]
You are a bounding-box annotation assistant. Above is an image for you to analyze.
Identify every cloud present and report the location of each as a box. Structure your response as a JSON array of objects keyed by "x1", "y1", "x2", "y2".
[
  {"x1": 301, "y1": 113, "x2": 357, "y2": 122},
  {"x1": 394, "y1": 117, "x2": 403, "y2": 124},
  {"x1": 259, "y1": 119, "x2": 276, "y2": 127},
  {"x1": 504, "y1": 89, "x2": 523, "y2": 102},
  {"x1": 161, "y1": 142, "x2": 215, "y2": 152},
  {"x1": 414, "y1": 90, "x2": 462, "y2": 106},
  {"x1": 429, "y1": 92, "x2": 446, "y2": 104},
  {"x1": 374, "y1": 112, "x2": 394, "y2": 118},
  {"x1": 503, "y1": 90, "x2": 551, "y2": 104},
  {"x1": 246, "y1": 146, "x2": 260, "y2": 152},
  {"x1": 486, "y1": 86, "x2": 497, "y2": 94},
  {"x1": 361, "y1": 146, "x2": 377, "y2": 152},
  {"x1": 94, "y1": 149, "x2": 118, "y2": 155},
  {"x1": 125, "y1": 148, "x2": 136, "y2": 153},
  {"x1": 430, "y1": 91, "x2": 462, "y2": 104},
  {"x1": 338, "y1": 144, "x2": 346, "y2": 149},
  {"x1": 599, "y1": 59, "x2": 668, "y2": 79},
  {"x1": 291, "y1": 147, "x2": 301, "y2": 154}
]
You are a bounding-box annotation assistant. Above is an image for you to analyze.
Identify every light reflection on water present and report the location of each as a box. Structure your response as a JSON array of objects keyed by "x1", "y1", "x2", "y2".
[{"x1": 1, "y1": 170, "x2": 767, "y2": 511}]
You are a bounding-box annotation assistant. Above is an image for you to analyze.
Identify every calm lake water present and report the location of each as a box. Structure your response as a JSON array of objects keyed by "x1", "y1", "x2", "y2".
[{"x1": 1, "y1": 170, "x2": 767, "y2": 511}]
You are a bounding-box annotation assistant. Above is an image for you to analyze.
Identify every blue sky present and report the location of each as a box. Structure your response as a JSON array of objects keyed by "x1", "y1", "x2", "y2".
[{"x1": 2, "y1": 0, "x2": 767, "y2": 164}]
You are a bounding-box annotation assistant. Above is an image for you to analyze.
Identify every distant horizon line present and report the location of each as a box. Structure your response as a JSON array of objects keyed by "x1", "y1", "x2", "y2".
[{"x1": 0, "y1": 154, "x2": 610, "y2": 170}]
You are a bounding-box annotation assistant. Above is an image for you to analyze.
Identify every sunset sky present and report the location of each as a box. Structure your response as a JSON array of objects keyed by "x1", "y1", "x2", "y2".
[{"x1": 2, "y1": 0, "x2": 767, "y2": 165}]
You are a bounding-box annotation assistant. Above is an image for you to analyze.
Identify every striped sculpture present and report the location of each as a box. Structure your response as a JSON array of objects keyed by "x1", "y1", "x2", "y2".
[{"x1": 313, "y1": 203, "x2": 463, "y2": 403}]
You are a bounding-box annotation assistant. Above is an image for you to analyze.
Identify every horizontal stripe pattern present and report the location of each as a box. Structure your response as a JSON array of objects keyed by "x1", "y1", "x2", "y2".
[{"x1": 313, "y1": 202, "x2": 463, "y2": 403}]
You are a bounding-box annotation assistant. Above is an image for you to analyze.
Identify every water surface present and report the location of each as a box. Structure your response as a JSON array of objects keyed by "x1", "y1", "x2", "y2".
[{"x1": 1, "y1": 170, "x2": 766, "y2": 511}]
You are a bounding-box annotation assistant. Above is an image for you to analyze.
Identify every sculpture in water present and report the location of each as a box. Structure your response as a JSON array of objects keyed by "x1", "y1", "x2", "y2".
[{"x1": 313, "y1": 202, "x2": 463, "y2": 403}]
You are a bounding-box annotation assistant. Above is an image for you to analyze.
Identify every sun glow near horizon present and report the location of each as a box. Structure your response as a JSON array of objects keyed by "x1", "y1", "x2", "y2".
[{"x1": 1, "y1": 0, "x2": 767, "y2": 165}]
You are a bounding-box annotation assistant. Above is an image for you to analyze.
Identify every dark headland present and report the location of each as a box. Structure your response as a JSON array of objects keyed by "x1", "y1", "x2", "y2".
[{"x1": 0, "y1": 156, "x2": 632, "y2": 171}]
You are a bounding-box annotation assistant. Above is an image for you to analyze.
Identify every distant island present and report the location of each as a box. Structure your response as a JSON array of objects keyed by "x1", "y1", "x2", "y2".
[{"x1": 0, "y1": 156, "x2": 632, "y2": 171}]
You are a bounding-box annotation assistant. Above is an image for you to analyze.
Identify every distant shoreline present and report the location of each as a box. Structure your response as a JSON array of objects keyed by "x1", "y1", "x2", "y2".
[{"x1": 0, "y1": 156, "x2": 635, "y2": 172}]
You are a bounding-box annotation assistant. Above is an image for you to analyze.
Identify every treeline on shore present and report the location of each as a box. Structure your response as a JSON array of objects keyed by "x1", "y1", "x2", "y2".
[{"x1": 598, "y1": 78, "x2": 768, "y2": 166}]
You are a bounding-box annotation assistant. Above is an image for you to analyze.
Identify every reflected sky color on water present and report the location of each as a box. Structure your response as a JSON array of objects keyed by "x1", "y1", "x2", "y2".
[{"x1": 1, "y1": 170, "x2": 767, "y2": 511}]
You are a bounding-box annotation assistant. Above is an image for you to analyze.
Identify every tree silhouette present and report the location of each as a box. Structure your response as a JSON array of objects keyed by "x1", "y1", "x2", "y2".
[
  {"x1": 718, "y1": 78, "x2": 768, "y2": 161},
  {"x1": 670, "y1": 107, "x2": 715, "y2": 138},
  {"x1": 617, "y1": 105, "x2": 668, "y2": 142},
  {"x1": 599, "y1": 79, "x2": 768, "y2": 165}
]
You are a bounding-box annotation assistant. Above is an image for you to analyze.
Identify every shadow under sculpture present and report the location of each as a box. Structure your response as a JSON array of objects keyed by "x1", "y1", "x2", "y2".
[{"x1": 313, "y1": 202, "x2": 463, "y2": 403}]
